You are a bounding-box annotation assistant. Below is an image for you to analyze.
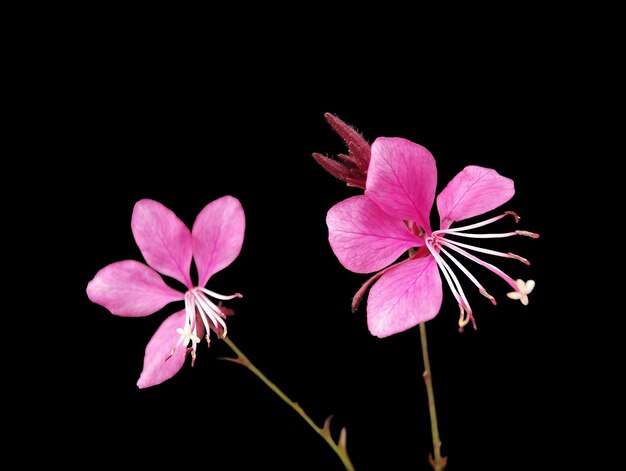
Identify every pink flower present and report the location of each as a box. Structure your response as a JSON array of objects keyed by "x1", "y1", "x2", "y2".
[
  {"x1": 312, "y1": 113, "x2": 371, "y2": 189},
  {"x1": 326, "y1": 137, "x2": 539, "y2": 337},
  {"x1": 87, "y1": 196, "x2": 245, "y2": 388}
]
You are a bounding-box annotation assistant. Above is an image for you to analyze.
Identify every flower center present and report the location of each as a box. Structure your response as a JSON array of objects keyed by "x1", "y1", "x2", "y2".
[
  {"x1": 423, "y1": 211, "x2": 539, "y2": 331},
  {"x1": 170, "y1": 287, "x2": 242, "y2": 364}
]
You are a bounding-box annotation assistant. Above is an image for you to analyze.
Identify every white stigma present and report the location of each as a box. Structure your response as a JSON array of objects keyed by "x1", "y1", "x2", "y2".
[
  {"x1": 507, "y1": 279, "x2": 535, "y2": 305},
  {"x1": 176, "y1": 324, "x2": 201, "y2": 348}
]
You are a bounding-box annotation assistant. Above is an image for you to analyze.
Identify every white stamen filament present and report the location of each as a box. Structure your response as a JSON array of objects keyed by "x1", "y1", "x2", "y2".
[
  {"x1": 419, "y1": 211, "x2": 537, "y2": 329},
  {"x1": 169, "y1": 286, "x2": 239, "y2": 361},
  {"x1": 426, "y1": 238, "x2": 473, "y2": 319},
  {"x1": 437, "y1": 230, "x2": 520, "y2": 239},
  {"x1": 441, "y1": 237, "x2": 530, "y2": 265},
  {"x1": 200, "y1": 287, "x2": 242, "y2": 301},
  {"x1": 434, "y1": 212, "x2": 514, "y2": 234},
  {"x1": 190, "y1": 294, "x2": 213, "y2": 343},
  {"x1": 439, "y1": 245, "x2": 496, "y2": 305},
  {"x1": 192, "y1": 290, "x2": 228, "y2": 336},
  {"x1": 439, "y1": 240, "x2": 519, "y2": 291},
  {"x1": 170, "y1": 293, "x2": 199, "y2": 357},
  {"x1": 516, "y1": 230, "x2": 540, "y2": 238}
]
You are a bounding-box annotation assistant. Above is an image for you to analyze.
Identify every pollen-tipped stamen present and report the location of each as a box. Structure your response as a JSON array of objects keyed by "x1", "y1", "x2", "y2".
[
  {"x1": 441, "y1": 241, "x2": 535, "y2": 305},
  {"x1": 504, "y1": 211, "x2": 520, "y2": 223},
  {"x1": 438, "y1": 240, "x2": 519, "y2": 291},
  {"x1": 439, "y1": 245, "x2": 497, "y2": 305},
  {"x1": 192, "y1": 294, "x2": 214, "y2": 344},
  {"x1": 435, "y1": 211, "x2": 538, "y2": 240},
  {"x1": 169, "y1": 293, "x2": 199, "y2": 359},
  {"x1": 192, "y1": 290, "x2": 228, "y2": 336},
  {"x1": 426, "y1": 239, "x2": 475, "y2": 325},
  {"x1": 421, "y1": 209, "x2": 536, "y2": 324},
  {"x1": 434, "y1": 212, "x2": 518, "y2": 236},
  {"x1": 441, "y1": 237, "x2": 531, "y2": 265},
  {"x1": 479, "y1": 289, "x2": 496, "y2": 305},
  {"x1": 507, "y1": 253, "x2": 530, "y2": 265},
  {"x1": 199, "y1": 287, "x2": 243, "y2": 301},
  {"x1": 440, "y1": 230, "x2": 527, "y2": 239},
  {"x1": 516, "y1": 230, "x2": 540, "y2": 238},
  {"x1": 458, "y1": 305, "x2": 476, "y2": 333},
  {"x1": 200, "y1": 292, "x2": 229, "y2": 339}
]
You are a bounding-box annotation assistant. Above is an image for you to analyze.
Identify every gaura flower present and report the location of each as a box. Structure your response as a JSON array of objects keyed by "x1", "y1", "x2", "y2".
[
  {"x1": 312, "y1": 113, "x2": 371, "y2": 189},
  {"x1": 326, "y1": 137, "x2": 539, "y2": 337},
  {"x1": 87, "y1": 196, "x2": 245, "y2": 388}
]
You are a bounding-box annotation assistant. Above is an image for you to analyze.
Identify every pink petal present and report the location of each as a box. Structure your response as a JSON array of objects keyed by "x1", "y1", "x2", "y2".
[
  {"x1": 365, "y1": 137, "x2": 437, "y2": 233},
  {"x1": 327, "y1": 196, "x2": 422, "y2": 274},
  {"x1": 367, "y1": 256, "x2": 442, "y2": 338},
  {"x1": 137, "y1": 310, "x2": 189, "y2": 389},
  {"x1": 351, "y1": 258, "x2": 411, "y2": 312},
  {"x1": 192, "y1": 196, "x2": 245, "y2": 287},
  {"x1": 131, "y1": 199, "x2": 193, "y2": 288},
  {"x1": 87, "y1": 260, "x2": 184, "y2": 317},
  {"x1": 437, "y1": 166, "x2": 515, "y2": 230}
]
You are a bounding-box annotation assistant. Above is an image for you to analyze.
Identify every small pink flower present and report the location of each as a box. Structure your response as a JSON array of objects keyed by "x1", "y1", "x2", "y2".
[
  {"x1": 87, "y1": 196, "x2": 245, "y2": 388},
  {"x1": 312, "y1": 113, "x2": 371, "y2": 189},
  {"x1": 326, "y1": 137, "x2": 539, "y2": 337}
]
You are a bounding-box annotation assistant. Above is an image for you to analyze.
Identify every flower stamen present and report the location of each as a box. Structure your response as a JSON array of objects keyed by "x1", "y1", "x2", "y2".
[
  {"x1": 504, "y1": 210, "x2": 520, "y2": 223},
  {"x1": 174, "y1": 287, "x2": 240, "y2": 361},
  {"x1": 426, "y1": 238, "x2": 475, "y2": 329},
  {"x1": 439, "y1": 245, "x2": 497, "y2": 305},
  {"x1": 438, "y1": 240, "x2": 519, "y2": 291},
  {"x1": 422, "y1": 210, "x2": 538, "y2": 328},
  {"x1": 199, "y1": 287, "x2": 243, "y2": 301},
  {"x1": 192, "y1": 290, "x2": 228, "y2": 338},
  {"x1": 515, "y1": 230, "x2": 540, "y2": 238},
  {"x1": 434, "y1": 211, "x2": 518, "y2": 235},
  {"x1": 507, "y1": 253, "x2": 530, "y2": 265},
  {"x1": 458, "y1": 305, "x2": 475, "y2": 333}
]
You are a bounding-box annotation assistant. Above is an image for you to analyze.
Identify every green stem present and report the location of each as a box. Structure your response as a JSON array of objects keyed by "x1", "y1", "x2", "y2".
[
  {"x1": 419, "y1": 322, "x2": 447, "y2": 470},
  {"x1": 222, "y1": 337, "x2": 356, "y2": 471}
]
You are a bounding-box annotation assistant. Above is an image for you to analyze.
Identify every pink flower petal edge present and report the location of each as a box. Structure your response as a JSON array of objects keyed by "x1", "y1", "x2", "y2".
[
  {"x1": 366, "y1": 137, "x2": 437, "y2": 233},
  {"x1": 437, "y1": 165, "x2": 515, "y2": 230},
  {"x1": 327, "y1": 195, "x2": 422, "y2": 274},
  {"x1": 87, "y1": 260, "x2": 184, "y2": 317},
  {"x1": 131, "y1": 199, "x2": 193, "y2": 288},
  {"x1": 367, "y1": 256, "x2": 442, "y2": 338},
  {"x1": 192, "y1": 195, "x2": 245, "y2": 287},
  {"x1": 137, "y1": 310, "x2": 194, "y2": 389}
]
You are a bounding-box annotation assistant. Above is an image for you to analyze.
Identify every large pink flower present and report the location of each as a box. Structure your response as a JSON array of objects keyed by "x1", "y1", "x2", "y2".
[
  {"x1": 327, "y1": 138, "x2": 538, "y2": 338},
  {"x1": 87, "y1": 196, "x2": 245, "y2": 388}
]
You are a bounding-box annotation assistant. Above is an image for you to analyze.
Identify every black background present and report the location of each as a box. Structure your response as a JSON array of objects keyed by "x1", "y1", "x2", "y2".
[{"x1": 40, "y1": 35, "x2": 573, "y2": 470}]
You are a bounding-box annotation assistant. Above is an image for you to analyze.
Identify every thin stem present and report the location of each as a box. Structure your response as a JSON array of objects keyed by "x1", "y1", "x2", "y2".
[
  {"x1": 221, "y1": 337, "x2": 356, "y2": 471},
  {"x1": 420, "y1": 323, "x2": 447, "y2": 471},
  {"x1": 406, "y1": 247, "x2": 446, "y2": 469}
]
